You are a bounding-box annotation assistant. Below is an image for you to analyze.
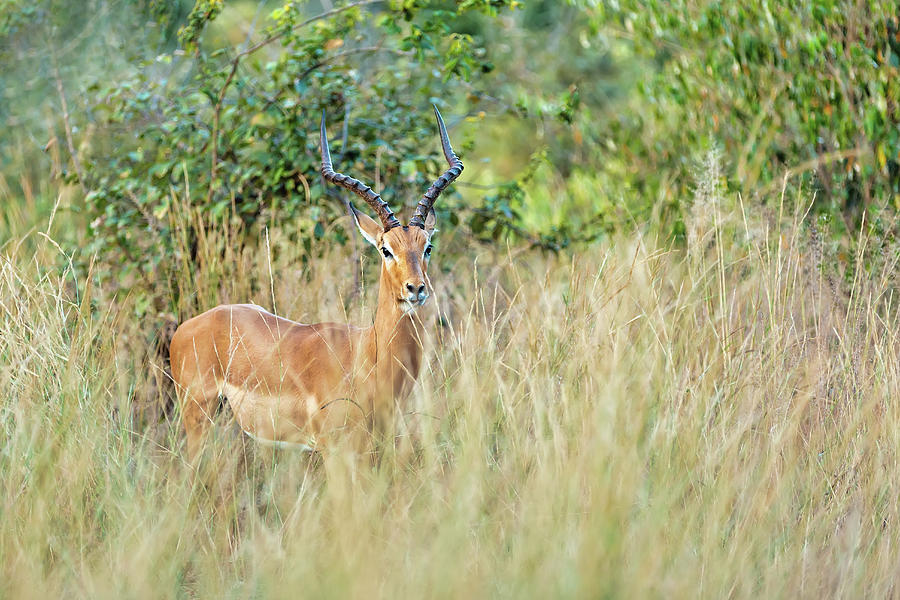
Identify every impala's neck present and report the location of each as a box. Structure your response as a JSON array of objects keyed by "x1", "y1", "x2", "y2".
[{"x1": 369, "y1": 264, "x2": 426, "y2": 406}]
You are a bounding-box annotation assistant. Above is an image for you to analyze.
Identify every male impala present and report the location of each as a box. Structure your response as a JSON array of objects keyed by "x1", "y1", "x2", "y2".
[{"x1": 169, "y1": 106, "x2": 463, "y2": 459}]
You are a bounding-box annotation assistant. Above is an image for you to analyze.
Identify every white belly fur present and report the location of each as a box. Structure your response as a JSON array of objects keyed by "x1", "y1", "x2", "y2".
[
  {"x1": 222, "y1": 382, "x2": 318, "y2": 451},
  {"x1": 242, "y1": 430, "x2": 315, "y2": 452}
]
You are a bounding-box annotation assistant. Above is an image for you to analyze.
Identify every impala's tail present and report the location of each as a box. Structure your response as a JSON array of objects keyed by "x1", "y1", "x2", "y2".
[{"x1": 155, "y1": 312, "x2": 180, "y2": 421}]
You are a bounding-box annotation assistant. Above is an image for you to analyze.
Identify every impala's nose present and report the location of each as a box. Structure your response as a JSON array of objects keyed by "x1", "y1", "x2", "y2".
[{"x1": 405, "y1": 282, "x2": 428, "y2": 303}]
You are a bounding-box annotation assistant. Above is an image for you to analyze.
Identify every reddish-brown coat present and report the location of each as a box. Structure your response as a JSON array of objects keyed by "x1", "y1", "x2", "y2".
[{"x1": 170, "y1": 216, "x2": 435, "y2": 459}]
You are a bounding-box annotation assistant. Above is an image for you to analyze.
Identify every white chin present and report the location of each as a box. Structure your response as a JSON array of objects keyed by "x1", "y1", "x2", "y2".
[{"x1": 399, "y1": 300, "x2": 424, "y2": 314}]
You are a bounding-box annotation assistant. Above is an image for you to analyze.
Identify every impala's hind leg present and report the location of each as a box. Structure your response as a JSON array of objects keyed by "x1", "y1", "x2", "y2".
[{"x1": 178, "y1": 376, "x2": 221, "y2": 461}]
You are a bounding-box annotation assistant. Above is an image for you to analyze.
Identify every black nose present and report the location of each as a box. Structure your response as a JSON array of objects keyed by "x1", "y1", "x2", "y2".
[{"x1": 406, "y1": 282, "x2": 427, "y2": 300}]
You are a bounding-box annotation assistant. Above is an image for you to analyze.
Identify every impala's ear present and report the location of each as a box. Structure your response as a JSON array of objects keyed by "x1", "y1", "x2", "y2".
[
  {"x1": 424, "y1": 209, "x2": 437, "y2": 236},
  {"x1": 348, "y1": 203, "x2": 381, "y2": 247}
]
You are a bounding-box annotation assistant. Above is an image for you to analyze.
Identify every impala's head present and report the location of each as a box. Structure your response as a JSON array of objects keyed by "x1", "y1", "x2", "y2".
[
  {"x1": 320, "y1": 106, "x2": 464, "y2": 312},
  {"x1": 351, "y1": 209, "x2": 435, "y2": 310}
]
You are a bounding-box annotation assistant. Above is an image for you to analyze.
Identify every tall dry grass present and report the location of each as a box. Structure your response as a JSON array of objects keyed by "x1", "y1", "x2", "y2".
[{"x1": 2, "y1": 183, "x2": 900, "y2": 598}]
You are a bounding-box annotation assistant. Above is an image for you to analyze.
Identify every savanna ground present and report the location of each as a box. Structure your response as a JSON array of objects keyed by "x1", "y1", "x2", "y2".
[{"x1": 3, "y1": 170, "x2": 900, "y2": 598}]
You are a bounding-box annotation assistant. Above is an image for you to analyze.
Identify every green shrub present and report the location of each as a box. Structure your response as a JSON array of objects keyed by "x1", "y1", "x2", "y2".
[
  {"x1": 81, "y1": 1, "x2": 522, "y2": 283},
  {"x1": 595, "y1": 1, "x2": 900, "y2": 226}
]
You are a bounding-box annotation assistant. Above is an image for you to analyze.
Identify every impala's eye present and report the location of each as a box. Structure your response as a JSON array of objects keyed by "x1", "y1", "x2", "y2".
[
  {"x1": 424, "y1": 245, "x2": 432, "y2": 258},
  {"x1": 381, "y1": 247, "x2": 393, "y2": 259}
]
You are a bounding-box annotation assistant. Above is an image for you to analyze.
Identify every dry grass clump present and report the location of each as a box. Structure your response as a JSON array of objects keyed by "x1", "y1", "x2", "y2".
[{"x1": 2, "y1": 190, "x2": 900, "y2": 598}]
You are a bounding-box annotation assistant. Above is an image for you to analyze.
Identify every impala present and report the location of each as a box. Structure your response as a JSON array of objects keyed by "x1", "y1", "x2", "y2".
[{"x1": 169, "y1": 106, "x2": 463, "y2": 459}]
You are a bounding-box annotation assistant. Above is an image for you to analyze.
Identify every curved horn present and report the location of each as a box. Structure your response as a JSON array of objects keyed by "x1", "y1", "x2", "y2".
[
  {"x1": 408, "y1": 105, "x2": 464, "y2": 229},
  {"x1": 320, "y1": 111, "x2": 400, "y2": 230}
]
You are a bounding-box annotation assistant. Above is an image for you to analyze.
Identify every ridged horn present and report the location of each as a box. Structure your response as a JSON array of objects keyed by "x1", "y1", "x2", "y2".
[
  {"x1": 408, "y1": 105, "x2": 464, "y2": 229},
  {"x1": 320, "y1": 111, "x2": 400, "y2": 230}
]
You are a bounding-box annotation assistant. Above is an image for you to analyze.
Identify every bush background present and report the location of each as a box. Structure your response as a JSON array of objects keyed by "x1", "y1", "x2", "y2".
[{"x1": 6, "y1": 1, "x2": 897, "y2": 287}]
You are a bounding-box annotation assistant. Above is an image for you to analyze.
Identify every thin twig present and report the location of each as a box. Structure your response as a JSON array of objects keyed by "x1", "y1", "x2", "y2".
[
  {"x1": 758, "y1": 147, "x2": 869, "y2": 198},
  {"x1": 50, "y1": 47, "x2": 86, "y2": 193},
  {"x1": 126, "y1": 190, "x2": 166, "y2": 233},
  {"x1": 206, "y1": 0, "x2": 385, "y2": 204},
  {"x1": 339, "y1": 102, "x2": 351, "y2": 164},
  {"x1": 237, "y1": 0, "x2": 383, "y2": 62},
  {"x1": 206, "y1": 57, "x2": 240, "y2": 205},
  {"x1": 456, "y1": 181, "x2": 507, "y2": 190},
  {"x1": 258, "y1": 46, "x2": 406, "y2": 116},
  {"x1": 297, "y1": 46, "x2": 409, "y2": 84},
  {"x1": 205, "y1": 1, "x2": 268, "y2": 204}
]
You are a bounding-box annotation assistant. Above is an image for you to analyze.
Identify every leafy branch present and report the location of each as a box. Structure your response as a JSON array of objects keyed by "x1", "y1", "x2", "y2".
[{"x1": 206, "y1": 0, "x2": 386, "y2": 204}]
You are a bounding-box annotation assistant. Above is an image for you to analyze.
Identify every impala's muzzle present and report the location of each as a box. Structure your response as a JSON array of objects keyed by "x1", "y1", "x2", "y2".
[{"x1": 404, "y1": 281, "x2": 428, "y2": 305}]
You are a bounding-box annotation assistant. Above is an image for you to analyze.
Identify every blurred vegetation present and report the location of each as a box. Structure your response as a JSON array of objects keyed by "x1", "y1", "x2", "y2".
[
  {"x1": 597, "y1": 1, "x2": 900, "y2": 237},
  {"x1": 1, "y1": 0, "x2": 898, "y2": 293}
]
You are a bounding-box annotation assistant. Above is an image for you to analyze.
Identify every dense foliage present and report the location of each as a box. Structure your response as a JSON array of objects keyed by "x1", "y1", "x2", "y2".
[
  {"x1": 83, "y1": 0, "x2": 534, "y2": 279},
  {"x1": 2, "y1": 0, "x2": 898, "y2": 281},
  {"x1": 594, "y1": 2, "x2": 900, "y2": 231}
]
